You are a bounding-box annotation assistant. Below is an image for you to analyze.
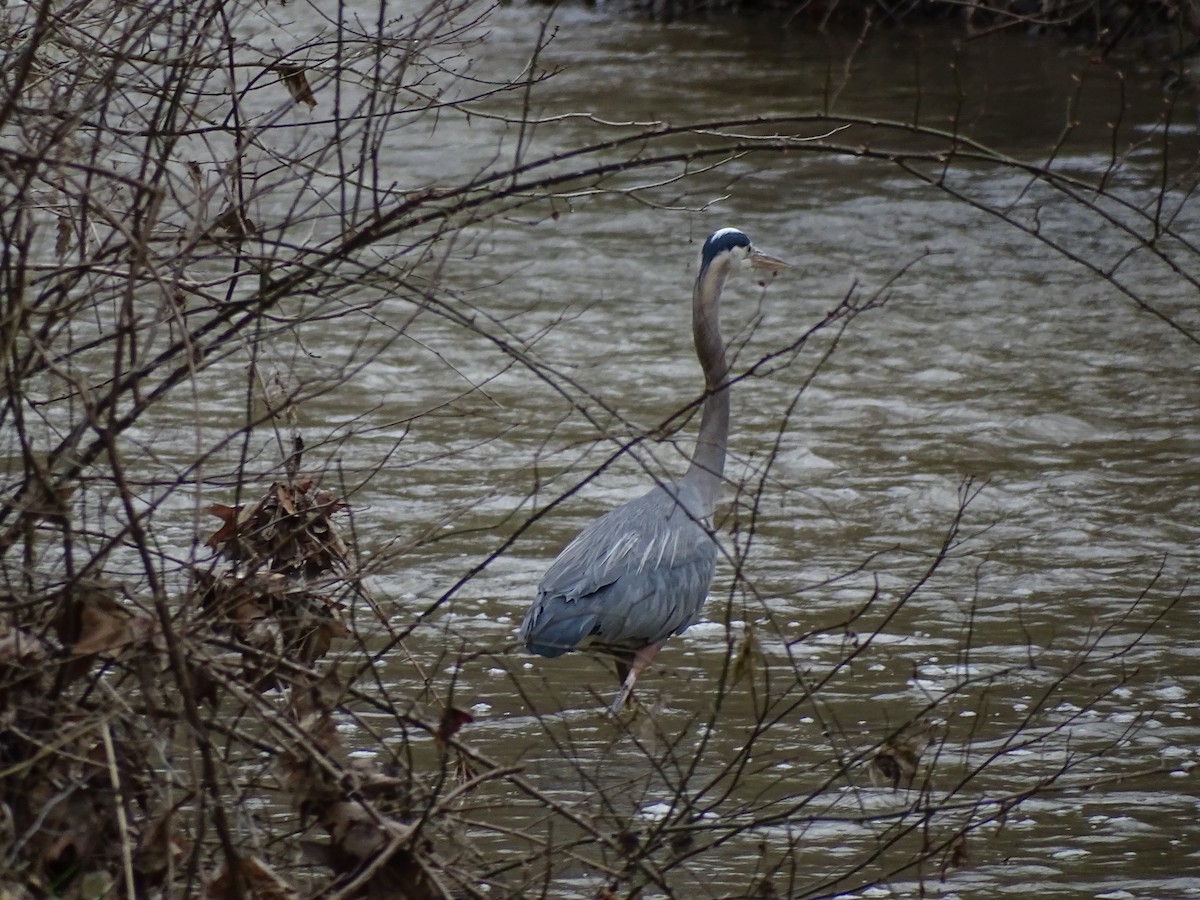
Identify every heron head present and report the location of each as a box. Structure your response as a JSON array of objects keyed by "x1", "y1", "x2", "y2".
[{"x1": 700, "y1": 227, "x2": 790, "y2": 277}]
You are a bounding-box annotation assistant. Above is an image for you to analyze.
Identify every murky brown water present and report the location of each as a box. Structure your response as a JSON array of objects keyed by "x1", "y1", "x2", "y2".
[{"x1": 149, "y1": 4, "x2": 1200, "y2": 896}]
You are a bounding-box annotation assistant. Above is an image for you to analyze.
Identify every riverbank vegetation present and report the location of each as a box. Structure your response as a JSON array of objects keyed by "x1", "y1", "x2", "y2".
[
  {"x1": 0, "y1": 0, "x2": 1194, "y2": 897},
  {"x1": 633, "y1": 0, "x2": 1200, "y2": 50}
]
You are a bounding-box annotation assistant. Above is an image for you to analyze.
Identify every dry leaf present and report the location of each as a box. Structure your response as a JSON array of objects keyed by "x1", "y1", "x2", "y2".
[
  {"x1": 206, "y1": 480, "x2": 349, "y2": 576},
  {"x1": 214, "y1": 204, "x2": 257, "y2": 237},
  {"x1": 871, "y1": 721, "x2": 937, "y2": 791},
  {"x1": 272, "y1": 63, "x2": 317, "y2": 108},
  {"x1": 434, "y1": 706, "x2": 474, "y2": 745},
  {"x1": 941, "y1": 834, "x2": 970, "y2": 878},
  {"x1": 207, "y1": 855, "x2": 299, "y2": 900},
  {"x1": 69, "y1": 592, "x2": 154, "y2": 658},
  {"x1": 205, "y1": 502, "x2": 243, "y2": 548},
  {"x1": 135, "y1": 803, "x2": 189, "y2": 885},
  {"x1": 731, "y1": 624, "x2": 757, "y2": 684},
  {"x1": 0, "y1": 627, "x2": 49, "y2": 667},
  {"x1": 186, "y1": 159, "x2": 203, "y2": 190},
  {"x1": 275, "y1": 482, "x2": 296, "y2": 515},
  {"x1": 298, "y1": 839, "x2": 337, "y2": 868},
  {"x1": 55, "y1": 214, "x2": 72, "y2": 258}
]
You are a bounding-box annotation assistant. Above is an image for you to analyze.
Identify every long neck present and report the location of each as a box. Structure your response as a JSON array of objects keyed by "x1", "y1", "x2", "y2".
[{"x1": 684, "y1": 258, "x2": 732, "y2": 516}]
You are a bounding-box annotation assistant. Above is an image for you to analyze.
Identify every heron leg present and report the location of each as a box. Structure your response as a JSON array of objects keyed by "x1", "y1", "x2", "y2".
[
  {"x1": 612, "y1": 649, "x2": 634, "y2": 687},
  {"x1": 609, "y1": 641, "x2": 663, "y2": 714}
]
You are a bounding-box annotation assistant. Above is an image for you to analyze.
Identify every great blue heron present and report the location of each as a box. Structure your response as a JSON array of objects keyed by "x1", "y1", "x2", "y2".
[{"x1": 519, "y1": 227, "x2": 789, "y2": 713}]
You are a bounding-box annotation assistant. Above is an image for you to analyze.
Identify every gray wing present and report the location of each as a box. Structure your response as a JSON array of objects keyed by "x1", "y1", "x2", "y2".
[{"x1": 520, "y1": 484, "x2": 718, "y2": 658}]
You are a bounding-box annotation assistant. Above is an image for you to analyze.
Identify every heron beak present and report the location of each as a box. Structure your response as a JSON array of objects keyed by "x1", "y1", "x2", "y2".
[{"x1": 750, "y1": 249, "x2": 791, "y2": 275}]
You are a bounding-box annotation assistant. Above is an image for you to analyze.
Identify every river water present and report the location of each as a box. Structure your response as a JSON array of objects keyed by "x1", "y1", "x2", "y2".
[
  {"x1": 296, "y1": 6, "x2": 1200, "y2": 898},
  {"x1": 158, "y1": 3, "x2": 1199, "y2": 896}
]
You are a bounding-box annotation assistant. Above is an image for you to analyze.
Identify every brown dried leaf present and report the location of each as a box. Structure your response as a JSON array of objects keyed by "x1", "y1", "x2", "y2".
[
  {"x1": 871, "y1": 720, "x2": 937, "y2": 791},
  {"x1": 0, "y1": 627, "x2": 49, "y2": 667},
  {"x1": 279, "y1": 749, "x2": 327, "y2": 805},
  {"x1": 186, "y1": 159, "x2": 204, "y2": 191},
  {"x1": 296, "y1": 666, "x2": 345, "y2": 714},
  {"x1": 941, "y1": 834, "x2": 970, "y2": 879},
  {"x1": 0, "y1": 880, "x2": 39, "y2": 900},
  {"x1": 296, "y1": 618, "x2": 334, "y2": 663},
  {"x1": 244, "y1": 614, "x2": 282, "y2": 653},
  {"x1": 275, "y1": 483, "x2": 296, "y2": 516},
  {"x1": 349, "y1": 759, "x2": 409, "y2": 799},
  {"x1": 135, "y1": 802, "x2": 189, "y2": 884},
  {"x1": 205, "y1": 502, "x2": 243, "y2": 548},
  {"x1": 285, "y1": 672, "x2": 348, "y2": 763},
  {"x1": 272, "y1": 64, "x2": 317, "y2": 108},
  {"x1": 44, "y1": 826, "x2": 90, "y2": 874},
  {"x1": 55, "y1": 214, "x2": 72, "y2": 258},
  {"x1": 299, "y1": 801, "x2": 435, "y2": 899},
  {"x1": 70, "y1": 593, "x2": 153, "y2": 658},
  {"x1": 298, "y1": 839, "x2": 337, "y2": 868},
  {"x1": 731, "y1": 624, "x2": 757, "y2": 684},
  {"x1": 207, "y1": 855, "x2": 299, "y2": 900},
  {"x1": 214, "y1": 204, "x2": 257, "y2": 237},
  {"x1": 323, "y1": 801, "x2": 380, "y2": 855},
  {"x1": 434, "y1": 706, "x2": 474, "y2": 745},
  {"x1": 206, "y1": 480, "x2": 351, "y2": 576},
  {"x1": 198, "y1": 576, "x2": 276, "y2": 635},
  {"x1": 189, "y1": 661, "x2": 221, "y2": 708},
  {"x1": 324, "y1": 802, "x2": 417, "y2": 863}
]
